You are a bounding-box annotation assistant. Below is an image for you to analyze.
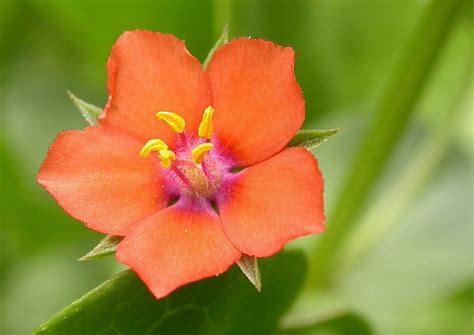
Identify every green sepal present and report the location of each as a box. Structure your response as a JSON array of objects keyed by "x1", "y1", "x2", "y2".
[
  {"x1": 203, "y1": 23, "x2": 229, "y2": 69},
  {"x1": 237, "y1": 254, "x2": 262, "y2": 292},
  {"x1": 289, "y1": 128, "x2": 343, "y2": 150},
  {"x1": 78, "y1": 235, "x2": 123, "y2": 261},
  {"x1": 67, "y1": 90, "x2": 102, "y2": 126}
]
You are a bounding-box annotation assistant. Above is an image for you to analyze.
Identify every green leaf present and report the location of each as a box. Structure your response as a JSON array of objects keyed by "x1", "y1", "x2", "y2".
[
  {"x1": 67, "y1": 90, "x2": 102, "y2": 126},
  {"x1": 237, "y1": 254, "x2": 262, "y2": 292},
  {"x1": 35, "y1": 251, "x2": 306, "y2": 335},
  {"x1": 203, "y1": 23, "x2": 228, "y2": 69},
  {"x1": 288, "y1": 128, "x2": 343, "y2": 150},
  {"x1": 78, "y1": 235, "x2": 123, "y2": 261},
  {"x1": 275, "y1": 312, "x2": 373, "y2": 335},
  {"x1": 78, "y1": 239, "x2": 264, "y2": 296}
]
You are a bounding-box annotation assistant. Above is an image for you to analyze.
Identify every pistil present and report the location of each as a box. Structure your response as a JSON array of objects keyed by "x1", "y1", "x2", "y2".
[{"x1": 170, "y1": 163, "x2": 191, "y2": 187}]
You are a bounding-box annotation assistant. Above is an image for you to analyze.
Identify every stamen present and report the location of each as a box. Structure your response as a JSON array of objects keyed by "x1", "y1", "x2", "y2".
[
  {"x1": 191, "y1": 143, "x2": 213, "y2": 164},
  {"x1": 140, "y1": 139, "x2": 168, "y2": 157},
  {"x1": 198, "y1": 106, "x2": 214, "y2": 140},
  {"x1": 156, "y1": 111, "x2": 186, "y2": 133},
  {"x1": 159, "y1": 149, "x2": 176, "y2": 168}
]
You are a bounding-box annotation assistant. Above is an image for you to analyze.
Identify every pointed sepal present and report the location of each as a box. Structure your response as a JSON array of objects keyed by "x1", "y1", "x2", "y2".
[
  {"x1": 289, "y1": 128, "x2": 343, "y2": 150},
  {"x1": 79, "y1": 235, "x2": 123, "y2": 261},
  {"x1": 203, "y1": 23, "x2": 229, "y2": 69},
  {"x1": 67, "y1": 90, "x2": 102, "y2": 126},
  {"x1": 237, "y1": 254, "x2": 262, "y2": 292}
]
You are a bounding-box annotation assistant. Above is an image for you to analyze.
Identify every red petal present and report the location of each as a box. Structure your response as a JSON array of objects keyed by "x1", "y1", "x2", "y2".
[
  {"x1": 37, "y1": 126, "x2": 165, "y2": 235},
  {"x1": 207, "y1": 38, "x2": 305, "y2": 166},
  {"x1": 218, "y1": 148, "x2": 325, "y2": 257},
  {"x1": 102, "y1": 30, "x2": 210, "y2": 143},
  {"x1": 116, "y1": 206, "x2": 241, "y2": 298}
]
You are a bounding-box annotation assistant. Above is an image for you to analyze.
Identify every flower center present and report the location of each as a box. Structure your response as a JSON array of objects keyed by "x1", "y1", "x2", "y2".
[{"x1": 140, "y1": 106, "x2": 227, "y2": 199}]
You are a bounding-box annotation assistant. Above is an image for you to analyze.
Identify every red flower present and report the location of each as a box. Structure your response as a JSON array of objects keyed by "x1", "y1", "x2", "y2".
[{"x1": 37, "y1": 31, "x2": 325, "y2": 298}]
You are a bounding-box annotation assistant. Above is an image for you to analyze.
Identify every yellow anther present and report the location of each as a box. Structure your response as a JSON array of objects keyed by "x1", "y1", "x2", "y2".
[
  {"x1": 191, "y1": 143, "x2": 213, "y2": 164},
  {"x1": 156, "y1": 111, "x2": 186, "y2": 133},
  {"x1": 158, "y1": 149, "x2": 176, "y2": 169},
  {"x1": 198, "y1": 106, "x2": 214, "y2": 140},
  {"x1": 140, "y1": 139, "x2": 168, "y2": 157}
]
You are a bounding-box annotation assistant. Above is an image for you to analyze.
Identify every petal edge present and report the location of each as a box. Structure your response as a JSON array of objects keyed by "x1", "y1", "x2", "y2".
[
  {"x1": 116, "y1": 206, "x2": 241, "y2": 298},
  {"x1": 37, "y1": 126, "x2": 166, "y2": 235},
  {"x1": 101, "y1": 30, "x2": 211, "y2": 144},
  {"x1": 218, "y1": 147, "x2": 325, "y2": 257},
  {"x1": 207, "y1": 38, "x2": 305, "y2": 166}
]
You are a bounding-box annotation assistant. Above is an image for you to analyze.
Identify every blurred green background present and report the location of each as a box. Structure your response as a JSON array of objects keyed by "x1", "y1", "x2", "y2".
[{"x1": 1, "y1": 0, "x2": 472, "y2": 334}]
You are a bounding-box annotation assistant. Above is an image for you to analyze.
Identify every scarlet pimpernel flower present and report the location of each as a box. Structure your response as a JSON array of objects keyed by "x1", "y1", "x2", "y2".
[{"x1": 38, "y1": 30, "x2": 325, "y2": 298}]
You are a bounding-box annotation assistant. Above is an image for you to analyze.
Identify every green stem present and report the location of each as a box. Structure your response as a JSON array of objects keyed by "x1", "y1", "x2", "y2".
[
  {"x1": 339, "y1": 19, "x2": 473, "y2": 269},
  {"x1": 308, "y1": 0, "x2": 460, "y2": 287},
  {"x1": 340, "y1": 76, "x2": 471, "y2": 271}
]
